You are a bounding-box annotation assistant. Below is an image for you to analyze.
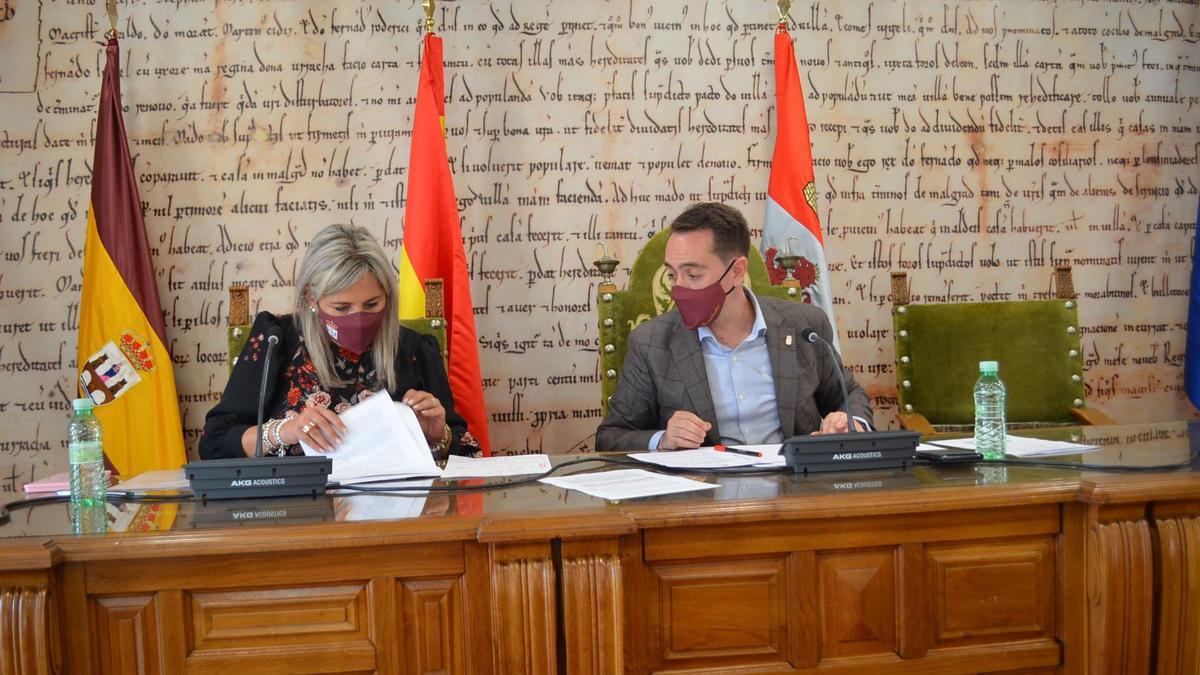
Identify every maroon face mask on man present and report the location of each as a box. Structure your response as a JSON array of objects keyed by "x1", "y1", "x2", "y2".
[
  {"x1": 670, "y1": 259, "x2": 737, "y2": 330},
  {"x1": 318, "y1": 308, "x2": 384, "y2": 354}
]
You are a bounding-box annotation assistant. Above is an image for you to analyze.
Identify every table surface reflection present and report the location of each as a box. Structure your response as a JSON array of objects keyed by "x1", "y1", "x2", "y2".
[{"x1": 2, "y1": 421, "x2": 1196, "y2": 542}]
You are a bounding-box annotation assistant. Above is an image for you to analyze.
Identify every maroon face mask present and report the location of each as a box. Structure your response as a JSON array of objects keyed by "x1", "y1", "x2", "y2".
[
  {"x1": 671, "y1": 259, "x2": 738, "y2": 330},
  {"x1": 318, "y1": 308, "x2": 385, "y2": 354}
]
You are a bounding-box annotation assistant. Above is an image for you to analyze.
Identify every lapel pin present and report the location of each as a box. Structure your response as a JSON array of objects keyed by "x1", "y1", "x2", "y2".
[{"x1": 785, "y1": 334, "x2": 793, "y2": 346}]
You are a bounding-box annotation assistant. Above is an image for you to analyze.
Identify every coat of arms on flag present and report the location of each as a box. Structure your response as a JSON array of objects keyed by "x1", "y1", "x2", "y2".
[{"x1": 79, "y1": 330, "x2": 156, "y2": 406}]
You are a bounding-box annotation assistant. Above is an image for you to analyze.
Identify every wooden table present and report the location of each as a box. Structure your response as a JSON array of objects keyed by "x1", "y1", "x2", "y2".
[{"x1": 1, "y1": 421, "x2": 1197, "y2": 674}]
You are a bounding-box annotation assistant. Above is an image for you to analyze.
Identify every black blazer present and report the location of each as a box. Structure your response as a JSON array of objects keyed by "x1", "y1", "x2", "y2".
[{"x1": 199, "y1": 311, "x2": 475, "y2": 459}]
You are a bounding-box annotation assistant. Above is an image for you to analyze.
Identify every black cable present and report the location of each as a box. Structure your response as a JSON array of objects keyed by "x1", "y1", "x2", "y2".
[
  {"x1": 1, "y1": 490, "x2": 197, "y2": 516},
  {"x1": 912, "y1": 444, "x2": 1200, "y2": 472},
  {"x1": 332, "y1": 456, "x2": 627, "y2": 493}
]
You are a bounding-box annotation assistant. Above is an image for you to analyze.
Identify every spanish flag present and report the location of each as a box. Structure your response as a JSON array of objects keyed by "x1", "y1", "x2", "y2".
[
  {"x1": 77, "y1": 37, "x2": 186, "y2": 477},
  {"x1": 761, "y1": 23, "x2": 841, "y2": 351},
  {"x1": 398, "y1": 33, "x2": 492, "y2": 455}
]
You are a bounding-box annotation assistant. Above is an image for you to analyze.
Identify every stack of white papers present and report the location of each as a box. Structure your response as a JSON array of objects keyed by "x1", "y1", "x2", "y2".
[
  {"x1": 930, "y1": 435, "x2": 1099, "y2": 458},
  {"x1": 541, "y1": 469, "x2": 716, "y2": 500},
  {"x1": 441, "y1": 454, "x2": 552, "y2": 479},
  {"x1": 301, "y1": 393, "x2": 442, "y2": 484}
]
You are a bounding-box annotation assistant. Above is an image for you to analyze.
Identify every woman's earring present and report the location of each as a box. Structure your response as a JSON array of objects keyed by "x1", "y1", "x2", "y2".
[{"x1": 309, "y1": 306, "x2": 316, "y2": 314}]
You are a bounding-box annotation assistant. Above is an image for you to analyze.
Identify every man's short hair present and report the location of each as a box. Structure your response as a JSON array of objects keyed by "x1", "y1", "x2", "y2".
[{"x1": 669, "y1": 202, "x2": 751, "y2": 262}]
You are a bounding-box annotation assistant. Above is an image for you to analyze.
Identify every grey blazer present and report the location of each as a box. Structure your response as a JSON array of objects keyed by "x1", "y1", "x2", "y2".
[{"x1": 595, "y1": 295, "x2": 873, "y2": 451}]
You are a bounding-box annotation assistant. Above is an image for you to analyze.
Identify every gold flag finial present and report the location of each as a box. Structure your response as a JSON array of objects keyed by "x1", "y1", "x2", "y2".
[
  {"x1": 777, "y1": 0, "x2": 792, "y2": 26},
  {"x1": 422, "y1": 0, "x2": 435, "y2": 34},
  {"x1": 105, "y1": 0, "x2": 118, "y2": 38}
]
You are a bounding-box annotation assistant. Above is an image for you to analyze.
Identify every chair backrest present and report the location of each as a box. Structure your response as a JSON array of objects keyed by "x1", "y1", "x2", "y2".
[
  {"x1": 596, "y1": 229, "x2": 804, "y2": 410},
  {"x1": 890, "y1": 266, "x2": 1087, "y2": 426},
  {"x1": 225, "y1": 281, "x2": 448, "y2": 372}
]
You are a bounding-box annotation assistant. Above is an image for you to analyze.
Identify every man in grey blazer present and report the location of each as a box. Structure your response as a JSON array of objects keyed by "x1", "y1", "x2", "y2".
[{"x1": 596, "y1": 203, "x2": 873, "y2": 452}]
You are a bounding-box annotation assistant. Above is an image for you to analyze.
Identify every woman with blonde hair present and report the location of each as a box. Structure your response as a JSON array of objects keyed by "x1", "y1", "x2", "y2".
[{"x1": 200, "y1": 223, "x2": 479, "y2": 459}]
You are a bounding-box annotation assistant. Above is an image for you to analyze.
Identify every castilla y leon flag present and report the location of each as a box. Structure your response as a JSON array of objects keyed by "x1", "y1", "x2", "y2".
[
  {"x1": 761, "y1": 23, "x2": 840, "y2": 351},
  {"x1": 397, "y1": 32, "x2": 492, "y2": 456},
  {"x1": 77, "y1": 37, "x2": 186, "y2": 477}
]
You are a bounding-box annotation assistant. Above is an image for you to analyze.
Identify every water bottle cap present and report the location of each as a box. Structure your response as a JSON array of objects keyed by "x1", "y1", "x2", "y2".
[
  {"x1": 72, "y1": 398, "x2": 94, "y2": 411},
  {"x1": 979, "y1": 360, "x2": 999, "y2": 374}
]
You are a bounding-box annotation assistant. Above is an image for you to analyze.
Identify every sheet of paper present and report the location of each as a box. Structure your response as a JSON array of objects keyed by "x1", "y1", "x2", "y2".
[
  {"x1": 300, "y1": 393, "x2": 441, "y2": 483},
  {"x1": 929, "y1": 435, "x2": 1100, "y2": 458},
  {"x1": 113, "y1": 469, "x2": 189, "y2": 492},
  {"x1": 441, "y1": 453, "x2": 551, "y2": 478},
  {"x1": 629, "y1": 448, "x2": 758, "y2": 469},
  {"x1": 541, "y1": 469, "x2": 716, "y2": 500}
]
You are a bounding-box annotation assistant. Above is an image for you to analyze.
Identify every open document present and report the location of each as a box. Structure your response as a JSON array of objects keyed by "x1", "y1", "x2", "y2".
[
  {"x1": 300, "y1": 392, "x2": 441, "y2": 484},
  {"x1": 929, "y1": 435, "x2": 1100, "y2": 458},
  {"x1": 541, "y1": 469, "x2": 716, "y2": 500}
]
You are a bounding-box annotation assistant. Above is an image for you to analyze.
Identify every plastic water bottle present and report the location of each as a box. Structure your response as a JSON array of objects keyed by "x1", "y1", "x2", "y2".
[
  {"x1": 973, "y1": 361, "x2": 1007, "y2": 460},
  {"x1": 69, "y1": 398, "x2": 107, "y2": 510}
]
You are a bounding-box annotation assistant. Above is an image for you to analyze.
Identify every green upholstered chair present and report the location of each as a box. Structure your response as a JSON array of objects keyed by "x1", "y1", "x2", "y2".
[
  {"x1": 595, "y1": 229, "x2": 806, "y2": 412},
  {"x1": 890, "y1": 265, "x2": 1115, "y2": 436},
  {"x1": 225, "y1": 281, "x2": 448, "y2": 372}
]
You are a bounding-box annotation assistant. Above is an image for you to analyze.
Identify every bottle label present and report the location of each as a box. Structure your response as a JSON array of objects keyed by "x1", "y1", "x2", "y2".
[{"x1": 69, "y1": 441, "x2": 103, "y2": 464}]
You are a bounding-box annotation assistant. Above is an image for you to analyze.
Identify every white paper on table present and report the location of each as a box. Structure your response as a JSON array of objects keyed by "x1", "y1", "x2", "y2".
[
  {"x1": 541, "y1": 469, "x2": 716, "y2": 500},
  {"x1": 929, "y1": 435, "x2": 1100, "y2": 458},
  {"x1": 441, "y1": 454, "x2": 551, "y2": 478},
  {"x1": 113, "y1": 469, "x2": 189, "y2": 492},
  {"x1": 629, "y1": 448, "x2": 757, "y2": 469},
  {"x1": 331, "y1": 479, "x2": 432, "y2": 521},
  {"x1": 300, "y1": 392, "x2": 441, "y2": 483},
  {"x1": 730, "y1": 444, "x2": 787, "y2": 468}
]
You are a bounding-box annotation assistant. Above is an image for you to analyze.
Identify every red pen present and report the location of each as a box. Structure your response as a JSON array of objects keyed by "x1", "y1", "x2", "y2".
[{"x1": 715, "y1": 445, "x2": 764, "y2": 458}]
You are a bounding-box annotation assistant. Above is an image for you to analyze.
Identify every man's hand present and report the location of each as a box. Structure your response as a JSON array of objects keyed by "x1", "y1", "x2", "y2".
[
  {"x1": 660, "y1": 411, "x2": 712, "y2": 450},
  {"x1": 812, "y1": 411, "x2": 866, "y2": 435}
]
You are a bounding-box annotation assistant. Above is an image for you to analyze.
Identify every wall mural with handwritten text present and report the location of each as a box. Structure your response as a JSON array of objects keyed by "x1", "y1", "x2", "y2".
[{"x1": 1, "y1": 0, "x2": 1197, "y2": 490}]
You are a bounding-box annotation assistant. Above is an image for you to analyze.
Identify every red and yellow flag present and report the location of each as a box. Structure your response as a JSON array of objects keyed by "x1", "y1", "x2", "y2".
[
  {"x1": 77, "y1": 37, "x2": 185, "y2": 477},
  {"x1": 398, "y1": 33, "x2": 492, "y2": 455},
  {"x1": 761, "y1": 24, "x2": 840, "y2": 350}
]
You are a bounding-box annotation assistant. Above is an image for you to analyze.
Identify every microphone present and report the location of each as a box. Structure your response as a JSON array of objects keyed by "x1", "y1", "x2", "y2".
[
  {"x1": 254, "y1": 332, "x2": 282, "y2": 458},
  {"x1": 800, "y1": 328, "x2": 856, "y2": 433}
]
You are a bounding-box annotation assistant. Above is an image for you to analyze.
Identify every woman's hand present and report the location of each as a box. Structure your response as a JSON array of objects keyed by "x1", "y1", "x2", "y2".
[
  {"x1": 280, "y1": 406, "x2": 348, "y2": 452},
  {"x1": 403, "y1": 389, "x2": 446, "y2": 444}
]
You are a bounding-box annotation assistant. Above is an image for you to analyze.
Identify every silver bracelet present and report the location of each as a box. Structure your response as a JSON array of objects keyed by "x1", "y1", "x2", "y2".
[
  {"x1": 261, "y1": 419, "x2": 275, "y2": 451},
  {"x1": 271, "y1": 418, "x2": 286, "y2": 448}
]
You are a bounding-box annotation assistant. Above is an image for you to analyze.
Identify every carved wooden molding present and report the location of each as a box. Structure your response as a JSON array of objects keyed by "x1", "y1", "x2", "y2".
[
  {"x1": 227, "y1": 284, "x2": 249, "y2": 326},
  {"x1": 561, "y1": 541, "x2": 623, "y2": 675},
  {"x1": 1087, "y1": 519, "x2": 1154, "y2": 673},
  {"x1": 1054, "y1": 264, "x2": 1076, "y2": 300},
  {"x1": 890, "y1": 272, "x2": 910, "y2": 306},
  {"x1": 0, "y1": 578, "x2": 60, "y2": 675},
  {"x1": 490, "y1": 543, "x2": 557, "y2": 674},
  {"x1": 1154, "y1": 515, "x2": 1200, "y2": 672}
]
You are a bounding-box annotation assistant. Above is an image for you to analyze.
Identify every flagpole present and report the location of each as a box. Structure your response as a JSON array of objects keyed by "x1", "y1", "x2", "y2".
[
  {"x1": 105, "y1": 0, "x2": 118, "y2": 39},
  {"x1": 776, "y1": 0, "x2": 792, "y2": 26},
  {"x1": 422, "y1": 0, "x2": 435, "y2": 35}
]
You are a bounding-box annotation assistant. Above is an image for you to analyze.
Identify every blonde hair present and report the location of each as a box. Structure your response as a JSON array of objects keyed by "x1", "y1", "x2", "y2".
[{"x1": 293, "y1": 224, "x2": 400, "y2": 393}]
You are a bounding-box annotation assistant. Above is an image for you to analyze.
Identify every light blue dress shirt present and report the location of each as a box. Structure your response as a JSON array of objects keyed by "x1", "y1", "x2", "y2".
[{"x1": 650, "y1": 293, "x2": 784, "y2": 449}]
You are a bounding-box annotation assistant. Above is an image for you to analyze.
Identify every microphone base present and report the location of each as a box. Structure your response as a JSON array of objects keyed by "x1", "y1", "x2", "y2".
[
  {"x1": 184, "y1": 456, "x2": 332, "y2": 500},
  {"x1": 782, "y1": 430, "x2": 920, "y2": 474}
]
